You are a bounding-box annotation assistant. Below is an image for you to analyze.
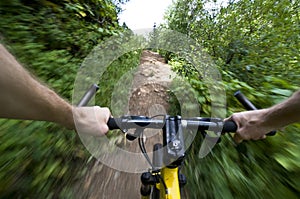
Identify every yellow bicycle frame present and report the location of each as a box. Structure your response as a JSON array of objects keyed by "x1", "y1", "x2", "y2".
[
  {"x1": 141, "y1": 167, "x2": 180, "y2": 199},
  {"x1": 159, "y1": 167, "x2": 180, "y2": 199},
  {"x1": 141, "y1": 116, "x2": 184, "y2": 199}
]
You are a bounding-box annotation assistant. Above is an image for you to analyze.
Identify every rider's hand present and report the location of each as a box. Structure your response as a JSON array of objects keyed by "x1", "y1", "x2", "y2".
[
  {"x1": 72, "y1": 106, "x2": 111, "y2": 136},
  {"x1": 226, "y1": 109, "x2": 272, "y2": 143}
]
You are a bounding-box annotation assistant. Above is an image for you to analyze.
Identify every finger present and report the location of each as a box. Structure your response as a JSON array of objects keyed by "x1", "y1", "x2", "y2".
[
  {"x1": 259, "y1": 135, "x2": 267, "y2": 140},
  {"x1": 93, "y1": 107, "x2": 111, "y2": 135},
  {"x1": 100, "y1": 107, "x2": 111, "y2": 122},
  {"x1": 224, "y1": 114, "x2": 241, "y2": 130},
  {"x1": 101, "y1": 123, "x2": 109, "y2": 135},
  {"x1": 233, "y1": 133, "x2": 243, "y2": 144},
  {"x1": 224, "y1": 115, "x2": 234, "y2": 122},
  {"x1": 252, "y1": 135, "x2": 267, "y2": 140},
  {"x1": 100, "y1": 108, "x2": 111, "y2": 134}
]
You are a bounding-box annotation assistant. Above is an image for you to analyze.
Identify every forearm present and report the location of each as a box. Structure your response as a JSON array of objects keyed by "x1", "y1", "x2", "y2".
[
  {"x1": 228, "y1": 90, "x2": 300, "y2": 142},
  {"x1": 263, "y1": 90, "x2": 300, "y2": 129},
  {"x1": 0, "y1": 44, "x2": 74, "y2": 129}
]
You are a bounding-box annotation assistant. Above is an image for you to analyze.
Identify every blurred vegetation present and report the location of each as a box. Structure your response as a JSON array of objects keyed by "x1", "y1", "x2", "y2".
[
  {"x1": 164, "y1": 0, "x2": 300, "y2": 198},
  {"x1": 0, "y1": 0, "x2": 141, "y2": 198},
  {"x1": 0, "y1": 0, "x2": 299, "y2": 198}
]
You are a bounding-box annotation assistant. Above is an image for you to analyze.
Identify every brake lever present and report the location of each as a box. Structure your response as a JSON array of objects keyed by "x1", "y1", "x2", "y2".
[
  {"x1": 77, "y1": 84, "x2": 99, "y2": 107},
  {"x1": 126, "y1": 128, "x2": 144, "y2": 141}
]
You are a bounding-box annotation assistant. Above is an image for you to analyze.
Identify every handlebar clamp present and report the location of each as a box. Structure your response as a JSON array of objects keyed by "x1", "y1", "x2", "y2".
[{"x1": 163, "y1": 115, "x2": 185, "y2": 167}]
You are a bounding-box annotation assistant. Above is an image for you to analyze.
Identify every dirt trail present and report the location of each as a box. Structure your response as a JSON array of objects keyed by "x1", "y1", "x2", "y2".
[{"x1": 76, "y1": 50, "x2": 176, "y2": 199}]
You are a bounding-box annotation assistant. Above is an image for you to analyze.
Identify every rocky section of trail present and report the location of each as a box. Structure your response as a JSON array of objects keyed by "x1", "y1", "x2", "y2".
[
  {"x1": 76, "y1": 50, "x2": 176, "y2": 199},
  {"x1": 129, "y1": 50, "x2": 176, "y2": 115}
]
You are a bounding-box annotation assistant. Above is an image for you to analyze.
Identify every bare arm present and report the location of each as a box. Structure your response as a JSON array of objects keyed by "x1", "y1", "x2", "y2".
[
  {"x1": 264, "y1": 91, "x2": 300, "y2": 127},
  {"x1": 229, "y1": 90, "x2": 300, "y2": 143},
  {"x1": 0, "y1": 44, "x2": 110, "y2": 136}
]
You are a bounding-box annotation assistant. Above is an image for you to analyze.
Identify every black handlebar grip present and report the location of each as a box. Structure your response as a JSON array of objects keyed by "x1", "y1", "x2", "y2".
[
  {"x1": 234, "y1": 90, "x2": 276, "y2": 136},
  {"x1": 77, "y1": 84, "x2": 99, "y2": 107},
  {"x1": 107, "y1": 118, "x2": 120, "y2": 130},
  {"x1": 222, "y1": 121, "x2": 237, "y2": 133},
  {"x1": 266, "y1": 130, "x2": 276, "y2": 136}
]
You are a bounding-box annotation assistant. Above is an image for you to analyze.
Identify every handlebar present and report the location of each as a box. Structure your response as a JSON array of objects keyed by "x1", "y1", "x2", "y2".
[
  {"x1": 76, "y1": 85, "x2": 236, "y2": 136},
  {"x1": 77, "y1": 85, "x2": 275, "y2": 139},
  {"x1": 107, "y1": 116, "x2": 237, "y2": 133}
]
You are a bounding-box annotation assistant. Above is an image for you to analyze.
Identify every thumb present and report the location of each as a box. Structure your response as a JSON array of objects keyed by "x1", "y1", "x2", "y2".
[{"x1": 233, "y1": 133, "x2": 243, "y2": 144}]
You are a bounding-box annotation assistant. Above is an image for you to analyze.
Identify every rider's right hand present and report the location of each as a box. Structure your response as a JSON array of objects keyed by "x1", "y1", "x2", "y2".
[
  {"x1": 226, "y1": 109, "x2": 271, "y2": 143},
  {"x1": 72, "y1": 106, "x2": 111, "y2": 136}
]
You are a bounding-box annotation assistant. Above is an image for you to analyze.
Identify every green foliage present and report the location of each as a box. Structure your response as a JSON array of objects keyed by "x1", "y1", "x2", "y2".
[
  {"x1": 0, "y1": 0, "x2": 132, "y2": 198},
  {"x1": 167, "y1": 0, "x2": 300, "y2": 87},
  {"x1": 0, "y1": 120, "x2": 88, "y2": 198},
  {"x1": 97, "y1": 49, "x2": 142, "y2": 112},
  {"x1": 165, "y1": 0, "x2": 300, "y2": 198}
]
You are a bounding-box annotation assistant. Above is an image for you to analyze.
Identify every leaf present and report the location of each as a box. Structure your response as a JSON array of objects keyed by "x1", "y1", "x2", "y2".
[{"x1": 270, "y1": 88, "x2": 293, "y2": 97}]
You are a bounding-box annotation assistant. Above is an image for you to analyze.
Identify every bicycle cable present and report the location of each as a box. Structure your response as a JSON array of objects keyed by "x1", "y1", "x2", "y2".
[
  {"x1": 138, "y1": 131, "x2": 154, "y2": 168},
  {"x1": 136, "y1": 115, "x2": 169, "y2": 196},
  {"x1": 149, "y1": 114, "x2": 166, "y2": 119},
  {"x1": 158, "y1": 174, "x2": 169, "y2": 195}
]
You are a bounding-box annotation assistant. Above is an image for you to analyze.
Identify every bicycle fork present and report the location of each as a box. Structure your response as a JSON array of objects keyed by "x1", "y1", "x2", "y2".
[{"x1": 141, "y1": 116, "x2": 187, "y2": 199}]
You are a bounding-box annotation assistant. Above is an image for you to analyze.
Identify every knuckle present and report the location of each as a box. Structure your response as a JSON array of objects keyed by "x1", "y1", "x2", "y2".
[
  {"x1": 100, "y1": 125, "x2": 109, "y2": 134},
  {"x1": 101, "y1": 107, "x2": 110, "y2": 114}
]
